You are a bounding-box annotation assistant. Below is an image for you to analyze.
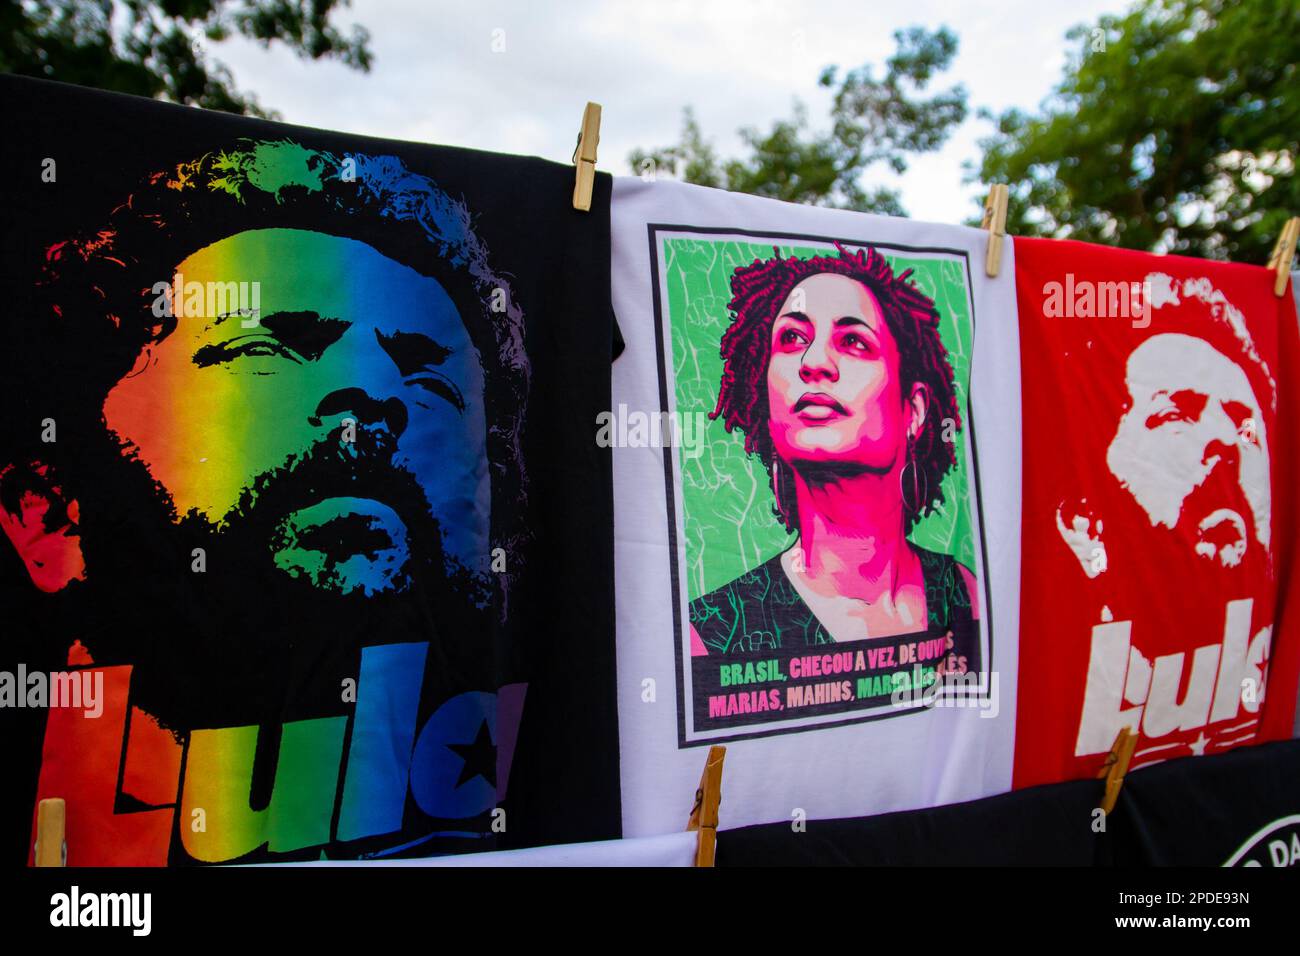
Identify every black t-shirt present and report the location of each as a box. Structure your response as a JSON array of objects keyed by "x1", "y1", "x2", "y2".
[
  {"x1": 1109, "y1": 738, "x2": 1300, "y2": 867},
  {"x1": 717, "y1": 738, "x2": 1300, "y2": 867},
  {"x1": 0, "y1": 74, "x2": 621, "y2": 864},
  {"x1": 716, "y1": 776, "x2": 1109, "y2": 866}
]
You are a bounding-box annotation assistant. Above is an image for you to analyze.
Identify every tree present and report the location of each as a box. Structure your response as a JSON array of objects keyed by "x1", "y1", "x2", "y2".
[
  {"x1": 0, "y1": 0, "x2": 372, "y2": 117},
  {"x1": 975, "y1": 0, "x2": 1300, "y2": 262},
  {"x1": 629, "y1": 26, "x2": 967, "y2": 217}
]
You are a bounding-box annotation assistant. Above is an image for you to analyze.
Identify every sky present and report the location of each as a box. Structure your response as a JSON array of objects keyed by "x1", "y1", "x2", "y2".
[{"x1": 212, "y1": 0, "x2": 1136, "y2": 224}]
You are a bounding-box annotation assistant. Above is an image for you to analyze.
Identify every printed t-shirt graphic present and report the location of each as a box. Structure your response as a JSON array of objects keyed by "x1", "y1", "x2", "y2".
[
  {"x1": 612, "y1": 175, "x2": 1023, "y2": 836},
  {"x1": 655, "y1": 233, "x2": 989, "y2": 741},
  {"x1": 0, "y1": 76, "x2": 621, "y2": 865},
  {"x1": 1012, "y1": 237, "x2": 1300, "y2": 790}
]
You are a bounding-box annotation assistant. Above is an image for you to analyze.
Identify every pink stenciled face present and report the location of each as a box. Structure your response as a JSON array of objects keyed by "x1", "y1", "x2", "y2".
[{"x1": 766, "y1": 272, "x2": 924, "y2": 472}]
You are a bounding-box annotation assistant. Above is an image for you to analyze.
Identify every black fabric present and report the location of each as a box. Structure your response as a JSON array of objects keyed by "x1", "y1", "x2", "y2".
[
  {"x1": 716, "y1": 777, "x2": 1110, "y2": 866},
  {"x1": 611, "y1": 308, "x2": 625, "y2": 361},
  {"x1": 1109, "y1": 739, "x2": 1300, "y2": 867},
  {"x1": 0, "y1": 75, "x2": 620, "y2": 864},
  {"x1": 717, "y1": 741, "x2": 1300, "y2": 867}
]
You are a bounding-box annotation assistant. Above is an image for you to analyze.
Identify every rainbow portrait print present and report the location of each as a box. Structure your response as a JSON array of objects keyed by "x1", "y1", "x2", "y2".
[{"x1": 3, "y1": 139, "x2": 533, "y2": 864}]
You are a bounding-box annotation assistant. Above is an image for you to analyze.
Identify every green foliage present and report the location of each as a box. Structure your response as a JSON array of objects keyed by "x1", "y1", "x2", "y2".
[
  {"x1": 629, "y1": 26, "x2": 967, "y2": 217},
  {"x1": 0, "y1": 0, "x2": 372, "y2": 117},
  {"x1": 975, "y1": 0, "x2": 1300, "y2": 262}
]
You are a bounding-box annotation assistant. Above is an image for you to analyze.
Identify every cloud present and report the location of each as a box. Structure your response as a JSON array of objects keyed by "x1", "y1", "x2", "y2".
[{"x1": 211, "y1": 0, "x2": 1132, "y2": 222}]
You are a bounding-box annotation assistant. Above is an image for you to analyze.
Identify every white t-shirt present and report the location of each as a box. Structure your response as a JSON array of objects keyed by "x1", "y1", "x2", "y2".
[{"x1": 611, "y1": 175, "x2": 1024, "y2": 835}]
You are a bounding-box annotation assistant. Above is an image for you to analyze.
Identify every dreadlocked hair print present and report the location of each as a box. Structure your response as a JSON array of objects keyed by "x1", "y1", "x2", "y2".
[{"x1": 710, "y1": 242, "x2": 961, "y2": 533}]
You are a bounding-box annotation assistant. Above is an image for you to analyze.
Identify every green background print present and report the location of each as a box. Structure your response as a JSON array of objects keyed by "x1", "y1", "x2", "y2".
[{"x1": 662, "y1": 235, "x2": 978, "y2": 602}]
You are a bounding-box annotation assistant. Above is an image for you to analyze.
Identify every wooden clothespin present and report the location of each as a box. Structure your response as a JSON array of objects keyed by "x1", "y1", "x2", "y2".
[
  {"x1": 34, "y1": 798, "x2": 66, "y2": 867},
  {"x1": 1096, "y1": 726, "x2": 1138, "y2": 815},
  {"x1": 571, "y1": 102, "x2": 602, "y2": 212},
  {"x1": 1266, "y1": 216, "x2": 1299, "y2": 296},
  {"x1": 981, "y1": 184, "x2": 1009, "y2": 278},
  {"x1": 686, "y1": 745, "x2": 726, "y2": 867}
]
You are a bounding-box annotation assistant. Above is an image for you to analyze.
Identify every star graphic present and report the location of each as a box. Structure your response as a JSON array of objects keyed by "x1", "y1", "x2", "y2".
[
  {"x1": 1188, "y1": 732, "x2": 1210, "y2": 756},
  {"x1": 447, "y1": 720, "x2": 497, "y2": 790}
]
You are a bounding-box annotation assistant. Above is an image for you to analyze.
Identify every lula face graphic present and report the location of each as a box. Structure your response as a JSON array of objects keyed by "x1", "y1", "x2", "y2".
[
  {"x1": 103, "y1": 228, "x2": 491, "y2": 595},
  {"x1": 1106, "y1": 333, "x2": 1270, "y2": 567}
]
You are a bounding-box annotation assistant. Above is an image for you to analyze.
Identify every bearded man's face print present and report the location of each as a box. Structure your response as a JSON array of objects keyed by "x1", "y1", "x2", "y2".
[
  {"x1": 103, "y1": 227, "x2": 490, "y2": 598},
  {"x1": 0, "y1": 140, "x2": 531, "y2": 725},
  {"x1": 1105, "y1": 332, "x2": 1269, "y2": 571}
]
